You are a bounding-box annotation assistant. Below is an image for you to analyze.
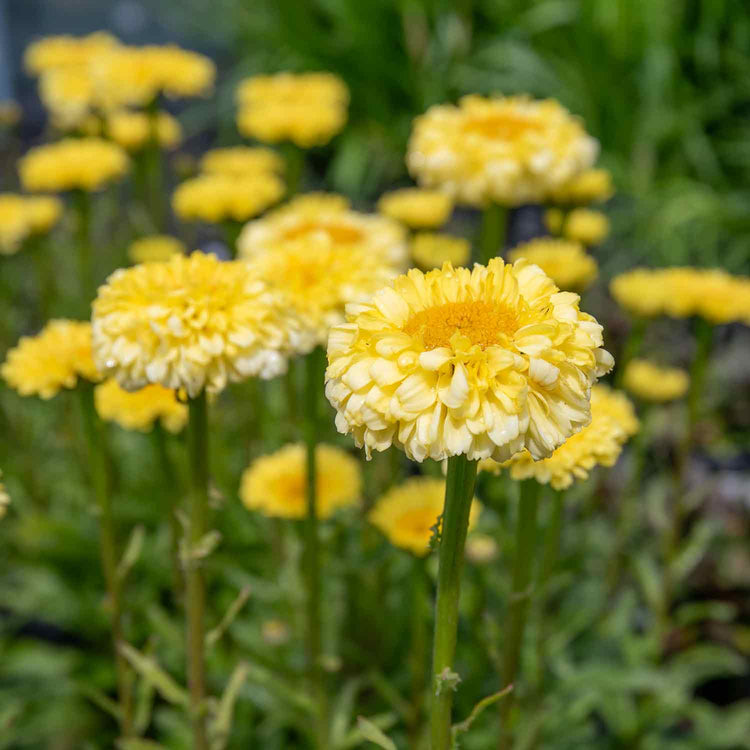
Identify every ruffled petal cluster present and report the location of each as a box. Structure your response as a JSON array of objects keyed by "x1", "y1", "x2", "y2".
[
  {"x1": 369, "y1": 477, "x2": 481, "y2": 556},
  {"x1": 237, "y1": 193, "x2": 408, "y2": 267},
  {"x1": 236, "y1": 72, "x2": 349, "y2": 147},
  {"x1": 240, "y1": 443, "x2": 361, "y2": 519},
  {"x1": 200, "y1": 146, "x2": 284, "y2": 177},
  {"x1": 407, "y1": 95, "x2": 598, "y2": 206},
  {"x1": 547, "y1": 168, "x2": 614, "y2": 205},
  {"x1": 377, "y1": 188, "x2": 454, "y2": 229},
  {"x1": 95, "y1": 379, "x2": 188, "y2": 433},
  {"x1": 326, "y1": 259, "x2": 613, "y2": 463},
  {"x1": 19, "y1": 138, "x2": 128, "y2": 192},
  {"x1": 172, "y1": 173, "x2": 284, "y2": 223},
  {"x1": 507, "y1": 238, "x2": 597, "y2": 291},
  {"x1": 610, "y1": 267, "x2": 750, "y2": 324},
  {"x1": 622, "y1": 359, "x2": 689, "y2": 402},
  {"x1": 486, "y1": 384, "x2": 638, "y2": 490},
  {"x1": 128, "y1": 235, "x2": 185, "y2": 264},
  {"x1": 411, "y1": 233, "x2": 471, "y2": 270},
  {"x1": 92, "y1": 251, "x2": 300, "y2": 397},
  {"x1": 106, "y1": 110, "x2": 182, "y2": 151},
  {"x1": 2, "y1": 320, "x2": 101, "y2": 399}
]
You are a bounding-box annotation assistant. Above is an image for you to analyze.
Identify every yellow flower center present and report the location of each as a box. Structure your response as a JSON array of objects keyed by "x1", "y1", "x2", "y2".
[
  {"x1": 283, "y1": 220, "x2": 363, "y2": 245},
  {"x1": 463, "y1": 113, "x2": 543, "y2": 141},
  {"x1": 403, "y1": 300, "x2": 518, "y2": 350}
]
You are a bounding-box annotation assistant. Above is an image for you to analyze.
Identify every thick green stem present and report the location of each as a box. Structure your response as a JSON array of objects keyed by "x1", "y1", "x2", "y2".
[
  {"x1": 222, "y1": 220, "x2": 242, "y2": 258},
  {"x1": 28, "y1": 234, "x2": 54, "y2": 320},
  {"x1": 145, "y1": 99, "x2": 166, "y2": 231},
  {"x1": 687, "y1": 317, "x2": 713, "y2": 432},
  {"x1": 73, "y1": 189, "x2": 94, "y2": 312},
  {"x1": 614, "y1": 317, "x2": 646, "y2": 388},
  {"x1": 479, "y1": 203, "x2": 507, "y2": 265},
  {"x1": 499, "y1": 479, "x2": 540, "y2": 749},
  {"x1": 283, "y1": 143, "x2": 305, "y2": 198},
  {"x1": 303, "y1": 348, "x2": 328, "y2": 748},
  {"x1": 430, "y1": 454, "x2": 478, "y2": 750},
  {"x1": 409, "y1": 557, "x2": 428, "y2": 748},
  {"x1": 78, "y1": 386, "x2": 133, "y2": 736},
  {"x1": 186, "y1": 392, "x2": 209, "y2": 750}
]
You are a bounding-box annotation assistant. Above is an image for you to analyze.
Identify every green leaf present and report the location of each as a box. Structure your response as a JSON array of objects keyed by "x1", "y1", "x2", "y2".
[
  {"x1": 209, "y1": 661, "x2": 249, "y2": 750},
  {"x1": 117, "y1": 525, "x2": 145, "y2": 582},
  {"x1": 451, "y1": 684, "x2": 513, "y2": 743},
  {"x1": 206, "y1": 586, "x2": 251, "y2": 650},
  {"x1": 355, "y1": 716, "x2": 397, "y2": 750},
  {"x1": 117, "y1": 643, "x2": 189, "y2": 707}
]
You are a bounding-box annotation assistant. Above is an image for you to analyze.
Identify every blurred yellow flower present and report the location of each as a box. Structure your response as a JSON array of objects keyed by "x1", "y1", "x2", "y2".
[
  {"x1": 25, "y1": 196, "x2": 63, "y2": 235},
  {"x1": 92, "y1": 252, "x2": 299, "y2": 397},
  {"x1": 507, "y1": 238, "x2": 597, "y2": 291},
  {"x1": 240, "y1": 443, "x2": 361, "y2": 519},
  {"x1": 2, "y1": 320, "x2": 100, "y2": 399},
  {"x1": 407, "y1": 95, "x2": 598, "y2": 206},
  {"x1": 563, "y1": 208, "x2": 609, "y2": 246},
  {"x1": 610, "y1": 267, "x2": 750, "y2": 324},
  {"x1": 95, "y1": 379, "x2": 187, "y2": 433},
  {"x1": 19, "y1": 138, "x2": 128, "y2": 193},
  {"x1": 548, "y1": 168, "x2": 614, "y2": 204},
  {"x1": 172, "y1": 173, "x2": 284, "y2": 223},
  {"x1": 0, "y1": 195, "x2": 32, "y2": 254},
  {"x1": 622, "y1": 359, "x2": 689, "y2": 402},
  {"x1": 24, "y1": 32, "x2": 119, "y2": 75},
  {"x1": 369, "y1": 477, "x2": 481, "y2": 556},
  {"x1": 38, "y1": 66, "x2": 97, "y2": 130},
  {"x1": 377, "y1": 188, "x2": 454, "y2": 229},
  {"x1": 0, "y1": 470, "x2": 9, "y2": 520},
  {"x1": 128, "y1": 235, "x2": 185, "y2": 264},
  {"x1": 106, "y1": 110, "x2": 182, "y2": 151},
  {"x1": 0, "y1": 100, "x2": 22, "y2": 127},
  {"x1": 236, "y1": 72, "x2": 349, "y2": 147},
  {"x1": 326, "y1": 259, "x2": 613, "y2": 463},
  {"x1": 544, "y1": 207, "x2": 564, "y2": 234},
  {"x1": 411, "y1": 232, "x2": 471, "y2": 270},
  {"x1": 464, "y1": 533, "x2": 499, "y2": 564},
  {"x1": 200, "y1": 146, "x2": 284, "y2": 177},
  {"x1": 238, "y1": 192, "x2": 407, "y2": 266},
  {"x1": 486, "y1": 384, "x2": 638, "y2": 490}
]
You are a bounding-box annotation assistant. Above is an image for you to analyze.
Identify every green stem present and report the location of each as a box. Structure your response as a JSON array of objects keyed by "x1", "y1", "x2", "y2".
[
  {"x1": 687, "y1": 317, "x2": 713, "y2": 432},
  {"x1": 499, "y1": 479, "x2": 540, "y2": 750},
  {"x1": 409, "y1": 556, "x2": 428, "y2": 748},
  {"x1": 78, "y1": 386, "x2": 133, "y2": 737},
  {"x1": 614, "y1": 317, "x2": 646, "y2": 388},
  {"x1": 479, "y1": 203, "x2": 507, "y2": 265},
  {"x1": 73, "y1": 189, "x2": 94, "y2": 312},
  {"x1": 186, "y1": 392, "x2": 209, "y2": 750},
  {"x1": 430, "y1": 454, "x2": 478, "y2": 750},
  {"x1": 27, "y1": 234, "x2": 54, "y2": 321},
  {"x1": 145, "y1": 99, "x2": 166, "y2": 231},
  {"x1": 303, "y1": 348, "x2": 328, "y2": 748},
  {"x1": 222, "y1": 220, "x2": 242, "y2": 258},
  {"x1": 283, "y1": 143, "x2": 305, "y2": 198}
]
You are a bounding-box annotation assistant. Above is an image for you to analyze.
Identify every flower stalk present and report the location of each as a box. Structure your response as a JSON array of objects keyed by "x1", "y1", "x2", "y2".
[
  {"x1": 479, "y1": 202, "x2": 507, "y2": 265},
  {"x1": 430, "y1": 453, "x2": 478, "y2": 750},
  {"x1": 72, "y1": 189, "x2": 94, "y2": 310}
]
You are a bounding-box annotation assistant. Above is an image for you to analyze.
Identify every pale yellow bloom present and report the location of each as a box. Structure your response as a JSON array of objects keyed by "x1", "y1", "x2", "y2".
[
  {"x1": 200, "y1": 146, "x2": 284, "y2": 177},
  {"x1": 236, "y1": 72, "x2": 349, "y2": 147},
  {"x1": 377, "y1": 188, "x2": 454, "y2": 229},
  {"x1": 106, "y1": 110, "x2": 182, "y2": 151},
  {"x1": 411, "y1": 233, "x2": 471, "y2": 270},
  {"x1": 92, "y1": 252, "x2": 299, "y2": 397},
  {"x1": 2, "y1": 320, "x2": 100, "y2": 399},
  {"x1": 240, "y1": 443, "x2": 361, "y2": 519},
  {"x1": 486, "y1": 384, "x2": 637, "y2": 490},
  {"x1": 465, "y1": 533, "x2": 499, "y2": 564},
  {"x1": 548, "y1": 168, "x2": 614, "y2": 204},
  {"x1": 0, "y1": 100, "x2": 22, "y2": 127},
  {"x1": 38, "y1": 66, "x2": 96, "y2": 130},
  {"x1": 326, "y1": 259, "x2": 613, "y2": 463},
  {"x1": 0, "y1": 470, "x2": 9, "y2": 520},
  {"x1": 369, "y1": 477, "x2": 481, "y2": 556},
  {"x1": 238, "y1": 193, "x2": 408, "y2": 267},
  {"x1": 0, "y1": 194, "x2": 32, "y2": 254},
  {"x1": 507, "y1": 238, "x2": 597, "y2": 291},
  {"x1": 563, "y1": 208, "x2": 609, "y2": 246},
  {"x1": 24, "y1": 32, "x2": 119, "y2": 75},
  {"x1": 24, "y1": 196, "x2": 63, "y2": 234},
  {"x1": 95, "y1": 379, "x2": 187, "y2": 433},
  {"x1": 128, "y1": 235, "x2": 185, "y2": 264},
  {"x1": 407, "y1": 95, "x2": 598, "y2": 207},
  {"x1": 172, "y1": 173, "x2": 284, "y2": 223},
  {"x1": 622, "y1": 359, "x2": 689, "y2": 402},
  {"x1": 19, "y1": 138, "x2": 128, "y2": 193}
]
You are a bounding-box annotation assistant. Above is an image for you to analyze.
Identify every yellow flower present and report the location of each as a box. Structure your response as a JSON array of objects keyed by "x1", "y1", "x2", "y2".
[
  {"x1": 24, "y1": 32, "x2": 119, "y2": 75},
  {"x1": 0, "y1": 194, "x2": 31, "y2": 254},
  {"x1": 610, "y1": 267, "x2": 750, "y2": 324},
  {"x1": 507, "y1": 238, "x2": 597, "y2": 291},
  {"x1": 0, "y1": 470, "x2": 9, "y2": 520},
  {"x1": 548, "y1": 168, "x2": 614, "y2": 204},
  {"x1": 200, "y1": 146, "x2": 284, "y2": 177},
  {"x1": 622, "y1": 359, "x2": 689, "y2": 402},
  {"x1": 19, "y1": 138, "x2": 129, "y2": 193},
  {"x1": 236, "y1": 72, "x2": 349, "y2": 147},
  {"x1": 95, "y1": 379, "x2": 187, "y2": 433},
  {"x1": 92, "y1": 251, "x2": 299, "y2": 397},
  {"x1": 486, "y1": 384, "x2": 637, "y2": 490},
  {"x1": 38, "y1": 66, "x2": 97, "y2": 130},
  {"x1": 106, "y1": 110, "x2": 182, "y2": 151},
  {"x1": 411, "y1": 233, "x2": 471, "y2": 270},
  {"x1": 0, "y1": 100, "x2": 22, "y2": 127},
  {"x1": 25, "y1": 196, "x2": 63, "y2": 234},
  {"x1": 2, "y1": 320, "x2": 100, "y2": 399},
  {"x1": 172, "y1": 173, "x2": 284, "y2": 223},
  {"x1": 237, "y1": 192, "x2": 408, "y2": 266},
  {"x1": 377, "y1": 188, "x2": 454, "y2": 229},
  {"x1": 544, "y1": 208, "x2": 564, "y2": 235},
  {"x1": 563, "y1": 208, "x2": 609, "y2": 246},
  {"x1": 240, "y1": 443, "x2": 361, "y2": 519},
  {"x1": 128, "y1": 235, "x2": 185, "y2": 264},
  {"x1": 326, "y1": 259, "x2": 613, "y2": 463},
  {"x1": 369, "y1": 477, "x2": 481, "y2": 556},
  {"x1": 407, "y1": 95, "x2": 598, "y2": 207}
]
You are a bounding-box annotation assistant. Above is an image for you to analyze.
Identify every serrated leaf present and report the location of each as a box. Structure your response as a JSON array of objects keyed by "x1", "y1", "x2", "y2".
[
  {"x1": 356, "y1": 716, "x2": 397, "y2": 750},
  {"x1": 118, "y1": 643, "x2": 189, "y2": 707},
  {"x1": 670, "y1": 519, "x2": 718, "y2": 584}
]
